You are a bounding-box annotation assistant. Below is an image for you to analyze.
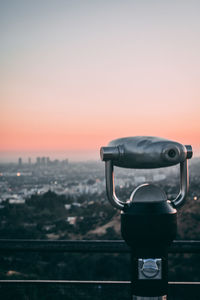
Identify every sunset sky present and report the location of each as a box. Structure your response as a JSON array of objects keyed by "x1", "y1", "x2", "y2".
[{"x1": 1, "y1": 0, "x2": 200, "y2": 161}]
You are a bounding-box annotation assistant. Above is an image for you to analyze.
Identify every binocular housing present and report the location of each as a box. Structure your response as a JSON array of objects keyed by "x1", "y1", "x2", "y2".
[{"x1": 101, "y1": 136, "x2": 192, "y2": 169}]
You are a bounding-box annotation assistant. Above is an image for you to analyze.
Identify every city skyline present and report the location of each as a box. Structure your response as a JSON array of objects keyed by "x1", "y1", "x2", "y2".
[
  {"x1": 1, "y1": 1, "x2": 200, "y2": 161},
  {"x1": 0, "y1": 149, "x2": 98, "y2": 163}
]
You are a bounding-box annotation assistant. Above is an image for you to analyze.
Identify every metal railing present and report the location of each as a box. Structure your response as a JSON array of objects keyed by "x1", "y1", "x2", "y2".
[
  {"x1": 0, "y1": 239, "x2": 199, "y2": 299},
  {"x1": 0, "y1": 239, "x2": 200, "y2": 253}
]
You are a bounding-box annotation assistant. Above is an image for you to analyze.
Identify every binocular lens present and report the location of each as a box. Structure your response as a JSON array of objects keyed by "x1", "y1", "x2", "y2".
[{"x1": 167, "y1": 149, "x2": 176, "y2": 158}]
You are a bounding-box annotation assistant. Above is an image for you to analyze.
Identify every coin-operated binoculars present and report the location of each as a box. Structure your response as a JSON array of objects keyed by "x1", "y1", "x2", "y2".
[{"x1": 100, "y1": 136, "x2": 193, "y2": 300}]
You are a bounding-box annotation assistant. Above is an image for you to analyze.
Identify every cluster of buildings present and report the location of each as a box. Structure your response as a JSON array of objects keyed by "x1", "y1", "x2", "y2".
[
  {"x1": 0, "y1": 160, "x2": 105, "y2": 206},
  {"x1": 18, "y1": 157, "x2": 69, "y2": 167}
]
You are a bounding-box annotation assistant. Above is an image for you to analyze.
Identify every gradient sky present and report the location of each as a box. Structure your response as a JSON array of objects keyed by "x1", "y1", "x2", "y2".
[{"x1": 1, "y1": 0, "x2": 200, "y2": 161}]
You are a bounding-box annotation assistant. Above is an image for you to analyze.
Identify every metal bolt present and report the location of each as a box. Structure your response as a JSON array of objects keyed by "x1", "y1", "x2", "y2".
[{"x1": 138, "y1": 259, "x2": 162, "y2": 280}]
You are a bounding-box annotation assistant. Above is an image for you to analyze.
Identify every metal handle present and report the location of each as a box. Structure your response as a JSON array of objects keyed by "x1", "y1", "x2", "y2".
[
  {"x1": 105, "y1": 161, "x2": 125, "y2": 210},
  {"x1": 105, "y1": 158, "x2": 190, "y2": 210},
  {"x1": 171, "y1": 159, "x2": 189, "y2": 208}
]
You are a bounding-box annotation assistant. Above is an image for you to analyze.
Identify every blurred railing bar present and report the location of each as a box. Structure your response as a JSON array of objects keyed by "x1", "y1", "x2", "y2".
[
  {"x1": 0, "y1": 240, "x2": 200, "y2": 253},
  {"x1": 0, "y1": 280, "x2": 199, "y2": 286}
]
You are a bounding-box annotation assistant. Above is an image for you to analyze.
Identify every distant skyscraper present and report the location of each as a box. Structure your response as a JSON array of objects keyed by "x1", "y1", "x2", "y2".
[
  {"x1": 36, "y1": 157, "x2": 41, "y2": 166},
  {"x1": 18, "y1": 157, "x2": 22, "y2": 166},
  {"x1": 47, "y1": 157, "x2": 50, "y2": 166},
  {"x1": 63, "y1": 159, "x2": 69, "y2": 166},
  {"x1": 41, "y1": 157, "x2": 46, "y2": 166},
  {"x1": 28, "y1": 157, "x2": 31, "y2": 165}
]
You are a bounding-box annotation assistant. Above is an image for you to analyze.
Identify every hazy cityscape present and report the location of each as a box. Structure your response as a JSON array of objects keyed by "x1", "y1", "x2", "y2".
[{"x1": 0, "y1": 156, "x2": 199, "y2": 208}]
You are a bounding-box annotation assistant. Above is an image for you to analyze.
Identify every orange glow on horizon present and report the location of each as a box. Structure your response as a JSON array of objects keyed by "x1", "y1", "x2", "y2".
[{"x1": 0, "y1": 122, "x2": 199, "y2": 152}]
